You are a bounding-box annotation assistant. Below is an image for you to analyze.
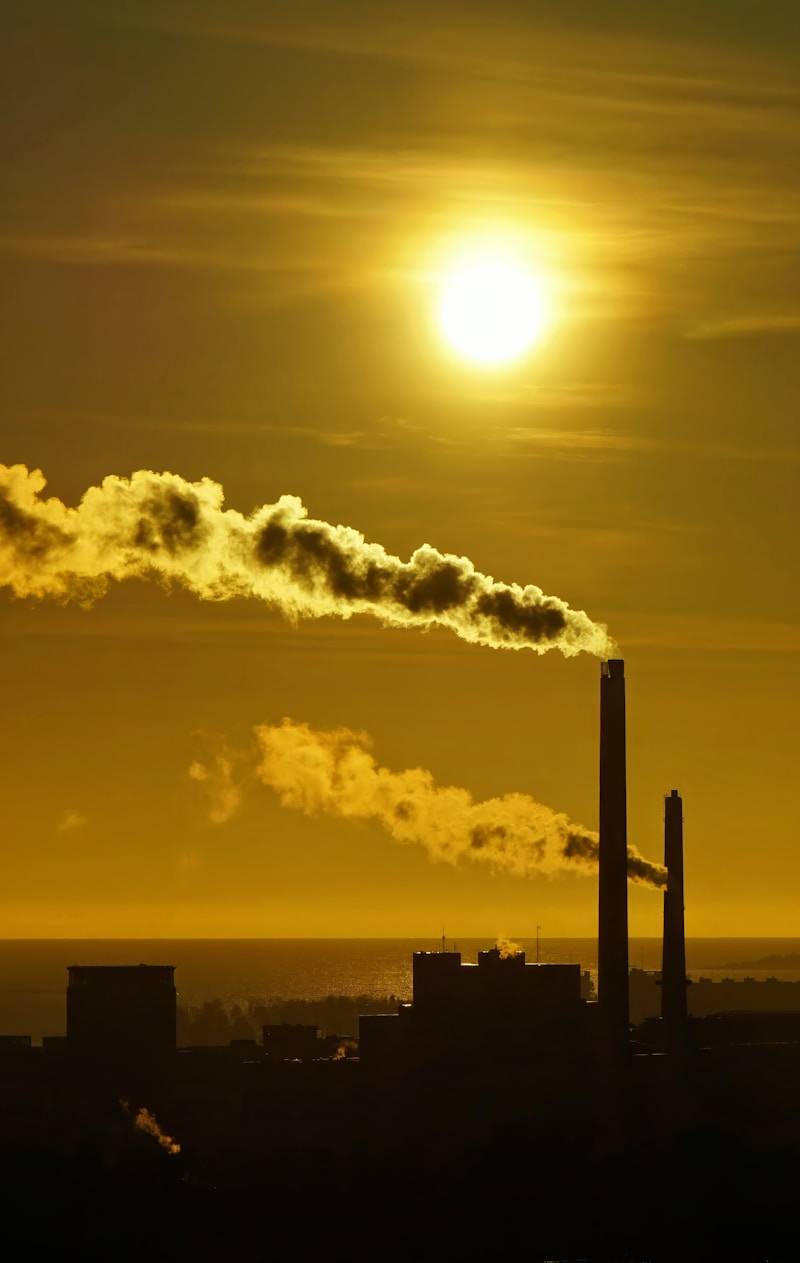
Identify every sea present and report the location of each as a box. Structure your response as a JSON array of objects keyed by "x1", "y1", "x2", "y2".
[{"x1": 2, "y1": 937, "x2": 800, "y2": 1040}]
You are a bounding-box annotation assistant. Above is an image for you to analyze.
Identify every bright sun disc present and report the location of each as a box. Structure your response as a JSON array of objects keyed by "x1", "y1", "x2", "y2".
[{"x1": 438, "y1": 254, "x2": 550, "y2": 366}]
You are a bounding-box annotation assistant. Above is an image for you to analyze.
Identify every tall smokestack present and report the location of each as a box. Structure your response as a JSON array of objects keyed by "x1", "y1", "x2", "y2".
[
  {"x1": 661, "y1": 789, "x2": 688, "y2": 1027},
  {"x1": 598, "y1": 659, "x2": 629, "y2": 1037}
]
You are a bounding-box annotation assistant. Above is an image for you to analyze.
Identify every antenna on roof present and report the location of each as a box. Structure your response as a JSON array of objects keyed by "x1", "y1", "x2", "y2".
[
  {"x1": 536, "y1": 924, "x2": 542, "y2": 963},
  {"x1": 441, "y1": 928, "x2": 446, "y2": 954}
]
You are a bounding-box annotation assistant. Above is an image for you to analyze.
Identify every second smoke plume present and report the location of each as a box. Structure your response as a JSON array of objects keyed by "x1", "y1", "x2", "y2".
[{"x1": 191, "y1": 719, "x2": 665, "y2": 888}]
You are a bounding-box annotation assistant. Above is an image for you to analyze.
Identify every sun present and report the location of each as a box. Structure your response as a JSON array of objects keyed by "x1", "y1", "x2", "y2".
[{"x1": 437, "y1": 250, "x2": 552, "y2": 366}]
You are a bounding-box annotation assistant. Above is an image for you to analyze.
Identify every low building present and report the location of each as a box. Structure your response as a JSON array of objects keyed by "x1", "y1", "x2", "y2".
[
  {"x1": 262, "y1": 1023, "x2": 321, "y2": 1061},
  {"x1": 0, "y1": 1034, "x2": 33, "y2": 1059}
]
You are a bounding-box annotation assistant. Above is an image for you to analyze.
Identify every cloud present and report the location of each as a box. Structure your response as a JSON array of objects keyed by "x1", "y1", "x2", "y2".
[
  {"x1": 0, "y1": 235, "x2": 203, "y2": 269},
  {"x1": 503, "y1": 427, "x2": 660, "y2": 455},
  {"x1": 58, "y1": 809, "x2": 87, "y2": 833},
  {"x1": 687, "y1": 313, "x2": 800, "y2": 340}
]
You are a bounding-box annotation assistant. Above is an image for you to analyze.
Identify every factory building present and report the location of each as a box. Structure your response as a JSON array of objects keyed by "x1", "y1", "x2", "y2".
[
  {"x1": 360, "y1": 946, "x2": 585, "y2": 1067},
  {"x1": 67, "y1": 964, "x2": 176, "y2": 1074},
  {"x1": 361, "y1": 658, "x2": 633, "y2": 1069},
  {"x1": 360, "y1": 657, "x2": 685, "y2": 1069},
  {"x1": 262, "y1": 1023, "x2": 322, "y2": 1061}
]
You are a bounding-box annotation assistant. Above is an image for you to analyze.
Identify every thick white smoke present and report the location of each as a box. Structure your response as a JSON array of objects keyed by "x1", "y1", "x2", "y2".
[
  {"x1": 191, "y1": 718, "x2": 666, "y2": 889},
  {"x1": 0, "y1": 464, "x2": 612, "y2": 657}
]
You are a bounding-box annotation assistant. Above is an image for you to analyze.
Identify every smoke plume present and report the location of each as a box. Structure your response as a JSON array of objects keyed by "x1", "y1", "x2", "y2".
[
  {"x1": 192, "y1": 719, "x2": 665, "y2": 888},
  {"x1": 495, "y1": 938, "x2": 524, "y2": 959},
  {"x1": 188, "y1": 754, "x2": 243, "y2": 824},
  {"x1": 122, "y1": 1102, "x2": 181, "y2": 1155},
  {"x1": 0, "y1": 464, "x2": 612, "y2": 657}
]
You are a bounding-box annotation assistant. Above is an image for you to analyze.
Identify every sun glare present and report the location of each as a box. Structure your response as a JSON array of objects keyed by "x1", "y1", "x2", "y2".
[{"x1": 438, "y1": 249, "x2": 552, "y2": 367}]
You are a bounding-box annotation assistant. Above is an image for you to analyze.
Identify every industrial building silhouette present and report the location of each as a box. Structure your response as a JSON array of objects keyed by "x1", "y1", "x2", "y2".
[
  {"x1": 359, "y1": 658, "x2": 694, "y2": 1068},
  {"x1": 4, "y1": 660, "x2": 800, "y2": 1262},
  {"x1": 67, "y1": 964, "x2": 176, "y2": 1061},
  {"x1": 2, "y1": 659, "x2": 795, "y2": 1081},
  {"x1": 6, "y1": 657, "x2": 794, "y2": 1081},
  {"x1": 360, "y1": 947, "x2": 584, "y2": 1067}
]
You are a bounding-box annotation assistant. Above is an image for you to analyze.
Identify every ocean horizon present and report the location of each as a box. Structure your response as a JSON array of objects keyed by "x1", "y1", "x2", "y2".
[{"x1": 2, "y1": 936, "x2": 800, "y2": 1041}]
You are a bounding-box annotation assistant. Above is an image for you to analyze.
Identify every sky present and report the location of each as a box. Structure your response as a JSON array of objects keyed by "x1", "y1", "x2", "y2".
[{"x1": 1, "y1": 0, "x2": 798, "y2": 938}]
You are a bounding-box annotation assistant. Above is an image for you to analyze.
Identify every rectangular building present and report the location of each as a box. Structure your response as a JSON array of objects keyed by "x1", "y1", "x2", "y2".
[
  {"x1": 67, "y1": 964, "x2": 176, "y2": 1069},
  {"x1": 360, "y1": 948, "x2": 584, "y2": 1068}
]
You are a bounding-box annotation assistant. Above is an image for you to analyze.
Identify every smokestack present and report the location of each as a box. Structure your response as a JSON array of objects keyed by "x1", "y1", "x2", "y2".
[
  {"x1": 661, "y1": 789, "x2": 688, "y2": 1027},
  {"x1": 598, "y1": 659, "x2": 629, "y2": 1037}
]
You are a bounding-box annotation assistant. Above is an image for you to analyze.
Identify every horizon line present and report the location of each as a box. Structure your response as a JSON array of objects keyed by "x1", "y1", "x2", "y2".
[{"x1": 0, "y1": 935, "x2": 797, "y2": 943}]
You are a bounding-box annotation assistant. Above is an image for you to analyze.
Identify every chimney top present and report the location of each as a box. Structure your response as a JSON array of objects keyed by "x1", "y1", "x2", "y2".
[{"x1": 601, "y1": 658, "x2": 625, "y2": 679}]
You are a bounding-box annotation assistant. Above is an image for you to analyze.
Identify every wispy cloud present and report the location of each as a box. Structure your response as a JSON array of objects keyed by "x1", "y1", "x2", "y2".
[
  {"x1": 0, "y1": 232, "x2": 324, "y2": 276},
  {"x1": 620, "y1": 613, "x2": 800, "y2": 654},
  {"x1": 458, "y1": 383, "x2": 634, "y2": 410},
  {"x1": 124, "y1": 6, "x2": 800, "y2": 111},
  {"x1": 503, "y1": 427, "x2": 658, "y2": 455},
  {"x1": 142, "y1": 418, "x2": 399, "y2": 450},
  {"x1": 58, "y1": 809, "x2": 87, "y2": 833},
  {"x1": 499, "y1": 428, "x2": 800, "y2": 465},
  {"x1": 687, "y1": 313, "x2": 800, "y2": 340},
  {"x1": 0, "y1": 235, "x2": 199, "y2": 269},
  {"x1": 3, "y1": 2, "x2": 799, "y2": 342},
  {"x1": 21, "y1": 408, "x2": 444, "y2": 454}
]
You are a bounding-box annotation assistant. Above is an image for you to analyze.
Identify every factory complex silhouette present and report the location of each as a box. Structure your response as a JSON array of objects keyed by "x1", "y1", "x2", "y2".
[
  {"x1": 5, "y1": 660, "x2": 783, "y2": 1073},
  {"x1": 3, "y1": 661, "x2": 800, "y2": 1260}
]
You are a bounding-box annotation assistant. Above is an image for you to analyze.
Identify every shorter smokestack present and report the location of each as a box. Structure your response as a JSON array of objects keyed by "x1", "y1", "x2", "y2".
[{"x1": 661, "y1": 789, "x2": 688, "y2": 1027}]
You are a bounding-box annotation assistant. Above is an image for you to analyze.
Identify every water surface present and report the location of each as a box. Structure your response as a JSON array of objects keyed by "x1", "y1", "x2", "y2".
[{"x1": 2, "y1": 937, "x2": 798, "y2": 1038}]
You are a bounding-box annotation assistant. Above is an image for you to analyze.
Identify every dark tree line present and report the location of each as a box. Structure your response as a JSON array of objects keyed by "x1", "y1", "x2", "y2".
[{"x1": 177, "y1": 994, "x2": 404, "y2": 1045}]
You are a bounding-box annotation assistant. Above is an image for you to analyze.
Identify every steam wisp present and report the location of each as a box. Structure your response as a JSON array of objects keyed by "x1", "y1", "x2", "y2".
[
  {"x1": 188, "y1": 753, "x2": 242, "y2": 824},
  {"x1": 192, "y1": 718, "x2": 666, "y2": 888},
  {"x1": 122, "y1": 1102, "x2": 181, "y2": 1155},
  {"x1": 0, "y1": 463, "x2": 612, "y2": 657}
]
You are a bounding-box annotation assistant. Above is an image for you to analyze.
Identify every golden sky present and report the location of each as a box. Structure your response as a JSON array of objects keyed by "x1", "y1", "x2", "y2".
[{"x1": 1, "y1": 1, "x2": 799, "y2": 937}]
